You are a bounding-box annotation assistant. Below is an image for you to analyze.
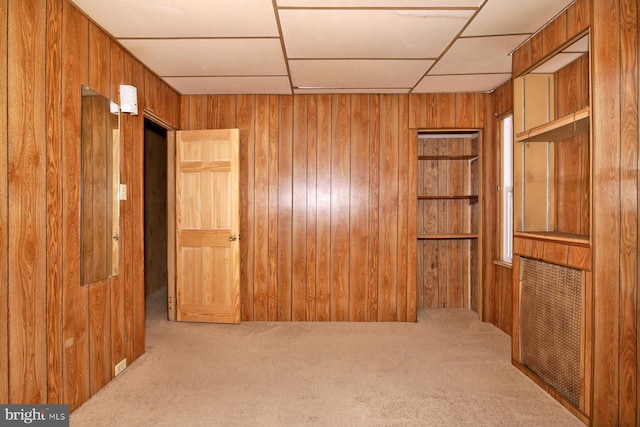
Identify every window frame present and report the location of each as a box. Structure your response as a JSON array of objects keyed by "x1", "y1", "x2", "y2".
[{"x1": 499, "y1": 113, "x2": 514, "y2": 265}]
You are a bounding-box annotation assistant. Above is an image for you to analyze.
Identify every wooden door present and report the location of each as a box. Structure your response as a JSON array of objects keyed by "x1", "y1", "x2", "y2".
[{"x1": 175, "y1": 129, "x2": 240, "y2": 323}]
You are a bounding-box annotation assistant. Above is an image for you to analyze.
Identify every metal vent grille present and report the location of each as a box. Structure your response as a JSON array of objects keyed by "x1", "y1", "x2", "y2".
[{"x1": 519, "y1": 258, "x2": 582, "y2": 407}]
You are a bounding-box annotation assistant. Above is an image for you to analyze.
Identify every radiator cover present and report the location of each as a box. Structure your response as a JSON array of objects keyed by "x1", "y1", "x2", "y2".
[{"x1": 519, "y1": 257, "x2": 582, "y2": 407}]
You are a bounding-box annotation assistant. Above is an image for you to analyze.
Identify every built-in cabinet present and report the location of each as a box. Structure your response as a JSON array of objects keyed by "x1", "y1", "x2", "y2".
[
  {"x1": 416, "y1": 131, "x2": 480, "y2": 310},
  {"x1": 511, "y1": 31, "x2": 592, "y2": 423}
]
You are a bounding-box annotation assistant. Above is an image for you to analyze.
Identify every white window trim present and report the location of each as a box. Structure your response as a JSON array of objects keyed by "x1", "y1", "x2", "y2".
[{"x1": 501, "y1": 114, "x2": 514, "y2": 264}]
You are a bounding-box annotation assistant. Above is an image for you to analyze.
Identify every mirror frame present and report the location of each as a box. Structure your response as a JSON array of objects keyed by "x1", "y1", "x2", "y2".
[{"x1": 80, "y1": 85, "x2": 121, "y2": 285}]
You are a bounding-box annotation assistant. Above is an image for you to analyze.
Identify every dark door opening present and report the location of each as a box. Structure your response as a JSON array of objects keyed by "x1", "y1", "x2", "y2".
[{"x1": 143, "y1": 118, "x2": 168, "y2": 320}]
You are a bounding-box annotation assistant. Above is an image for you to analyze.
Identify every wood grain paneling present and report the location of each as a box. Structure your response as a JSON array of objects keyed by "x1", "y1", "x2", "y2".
[
  {"x1": 512, "y1": 42, "x2": 531, "y2": 79},
  {"x1": 331, "y1": 94, "x2": 350, "y2": 321},
  {"x1": 542, "y1": 10, "x2": 568, "y2": 58},
  {"x1": 88, "y1": 24, "x2": 110, "y2": 97},
  {"x1": 292, "y1": 95, "x2": 307, "y2": 321},
  {"x1": 267, "y1": 96, "x2": 279, "y2": 321},
  {"x1": 588, "y1": 0, "x2": 640, "y2": 424},
  {"x1": 368, "y1": 95, "x2": 380, "y2": 321},
  {"x1": 131, "y1": 57, "x2": 146, "y2": 361},
  {"x1": 305, "y1": 95, "x2": 318, "y2": 321},
  {"x1": 177, "y1": 93, "x2": 482, "y2": 321},
  {"x1": 144, "y1": 68, "x2": 159, "y2": 118},
  {"x1": 8, "y1": 0, "x2": 47, "y2": 404},
  {"x1": 618, "y1": 0, "x2": 639, "y2": 423},
  {"x1": 0, "y1": 0, "x2": 7, "y2": 404},
  {"x1": 237, "y1": 95, "x2": 255, "y2": 321},
  {"x1": 278, "y1": 96, "x2": 293, "y2": 321},
  {"x1": 512, "y1": 0, "x2": 589, "y2": 78},
  {"x1": 62, "y1": 2, "x2": 90, "y2": 410},
  {"x1": 349, "y1": 95, "x2": 370, "y2": 321},
  {"x1": 89, "y1": 279, "x2": 111, "y2": 395},
  {"x1": 45, "y1": 0, "x2": 63, "y2": 404},
  {"x1": 253, "y1": 95, "x2": 269, "y2": 321},
  {"x1": 181, "y1": 93, "x2": 436, "y2": 321},
  {"x1": 122, "y1": 51, "x2": 135, "y2": 364},
  {"x1": 1, "y1": 0, "x2": 178, "y2": 411},
  {"x1": 530, "y1": 33, "x2": 544, "y2": 69},
  {"x1": 378, "y1": 95, "x2": 399, "y2": 320},
  {"x1": 398, "y1": 95, "x2": 411, "y2": 320},
  {"x1": 566, "y1": 0, "x2": 590, "y2": 40},
  {"x1": 593, "y1": 0, "x2": 622, "y2": 423}
]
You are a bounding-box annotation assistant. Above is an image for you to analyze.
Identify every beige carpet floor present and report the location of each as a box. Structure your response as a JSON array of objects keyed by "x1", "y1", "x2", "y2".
[{"x1": 70, "y1": 289, "x2": 583, "y2": 426}]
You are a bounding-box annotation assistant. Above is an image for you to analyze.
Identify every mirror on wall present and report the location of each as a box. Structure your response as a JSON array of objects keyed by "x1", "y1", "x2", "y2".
[{"x1": 81, "y1": 86, "x2": 120, "y2": 285}]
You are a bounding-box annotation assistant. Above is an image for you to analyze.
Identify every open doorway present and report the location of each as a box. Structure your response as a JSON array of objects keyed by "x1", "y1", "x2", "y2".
[{"x1": 143, "y1": 118, "x2": 168, "y2": 321}]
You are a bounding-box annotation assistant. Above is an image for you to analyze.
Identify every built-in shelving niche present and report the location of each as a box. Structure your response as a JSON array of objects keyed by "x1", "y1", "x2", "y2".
[{"x1": 416, "y1": 130, "x2": 480, "y2": 311}]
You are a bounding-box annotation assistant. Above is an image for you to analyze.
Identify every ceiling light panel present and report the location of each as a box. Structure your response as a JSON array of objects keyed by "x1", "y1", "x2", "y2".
[
  {"x1": 70, "y1": 0, "x2": 279, "y2": 38},
  {"x1": 413, "y1": 74, "x2": 511, "y2": 93},
  {"x1": 289, "y1": 59, "x2": 434, "y2": 89},
  {"x1": 119, "y1": 39, "x2": 287, "y2": 77},
  {"x1": 279, "y1": 9, "x2": 474, "y2": 58},
  {"x1": 429, "y1": 35, "x2": 528, "y2": 74},
  {"x1": 463, "y1": 0, "x2": 574, "y2": 36}
]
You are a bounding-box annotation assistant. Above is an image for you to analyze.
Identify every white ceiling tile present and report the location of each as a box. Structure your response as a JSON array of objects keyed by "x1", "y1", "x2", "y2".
[
  {"x1": 531, "y1": 53, "x2": 585, "y2": 74},
  {"x1": 72, "y1": 0, "x2": 572, "y2": 94},
  {"x1": 463, "y1": 0, "x2": 574, "y2": 36},
  {"x1": 429, "y1": 35, "x2": 528, "y2": 74},
  {"x1": 163, "y1": 76, "x2": 293, "y2": 95},
  {"x1": 70, "y1": 0, "x2": 279, "y2": 38},
  {"x1": 279, "y1": 9, "x2": 474, "y2": 58},
  {"x1": 413, "y1": 74, "x2": 511, "y2": 92},
  {"x1": 278, "y1": 0, "x2": 483, "y2": 6},
  {"x1": 564, "y1": 34, "x2": 590, "y2": 53},
  {"x1": 119, "y1": 39, "x2": 287, "y2": 76},
  {"x1": 289, "y1": 59, "x2": 434, "y2": 89},
  {"x1": 294, "y1": 88, "x2": 409, "y2": 94}
]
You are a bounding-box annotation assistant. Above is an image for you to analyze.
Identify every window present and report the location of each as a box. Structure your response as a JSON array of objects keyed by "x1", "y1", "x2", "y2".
[{"x1": 500, "y1": 114, "x2": 513, "y2": 263}]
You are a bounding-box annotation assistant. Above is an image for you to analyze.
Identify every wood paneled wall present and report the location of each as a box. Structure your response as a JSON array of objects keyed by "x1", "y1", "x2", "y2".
[
  {"x1": 510, "y1": 0, "x2": 640, "y2": 424},
  {"x1": 481, "y1": 79, "x2": 513, "y2": 336},
  {"x1": 512, "y1": 0, "x2": 591, "y2": 78},
  {"x1": 180, "y1": 93, "x2": 489, "y2": 321},
  {"x1": 592, "y1": 0, "x2": 639, "y2": 425},
  {"x1": 181, "y1": 94, "x2": 413, "y2": 321},
  {"x1": 1, "y1": 0, "x2": 180, "y2": 411},
  {"x1": 0, "y1": 0, "x2": 8, "y2": 406},
  {"x1": 554, "y1": 54, "x2": 590, "y2": 237}
]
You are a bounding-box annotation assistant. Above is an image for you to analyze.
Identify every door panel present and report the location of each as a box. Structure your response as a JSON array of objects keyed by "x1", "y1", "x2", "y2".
[{"x1": 175, "y1": 129, "x2": 240, "y2": 323}]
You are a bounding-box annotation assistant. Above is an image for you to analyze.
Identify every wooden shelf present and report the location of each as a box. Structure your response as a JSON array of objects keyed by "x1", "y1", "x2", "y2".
[
  {"x1": 418, "y1": 195, "x2": 478, "y2": 201},
  {"x1": 418, "y1": 155, "x2": 478, "y2": 161},
  {"x1": 515, "y1": 107, "x2": 589, "y2": 142},
  {"x1": 417, "y1": 233, "x2": 478, "y2": 240},
  {"x1": 514, "y1": 231, "x2": 590, "y2": 245}
]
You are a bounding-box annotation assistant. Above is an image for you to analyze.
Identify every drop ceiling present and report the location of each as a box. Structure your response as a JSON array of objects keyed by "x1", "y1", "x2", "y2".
[{"x1": 70, "y1": 0, "x2": 576, "y2": 95}]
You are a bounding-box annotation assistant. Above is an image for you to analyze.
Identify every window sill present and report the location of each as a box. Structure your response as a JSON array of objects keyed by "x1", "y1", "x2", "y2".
[{"x1": 493, "y1": 260, "x2": 513, "y2": 269}]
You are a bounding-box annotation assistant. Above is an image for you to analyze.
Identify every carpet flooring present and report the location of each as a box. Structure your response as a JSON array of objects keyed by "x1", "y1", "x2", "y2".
[{"x1": 70, "y1": 289, "x2": 584, "y2": 426}]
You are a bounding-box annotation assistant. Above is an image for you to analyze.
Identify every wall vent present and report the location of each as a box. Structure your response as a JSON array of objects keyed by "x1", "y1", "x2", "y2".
[{"x1": 519, "y1": 257, "x2": 582, "y2": 407}]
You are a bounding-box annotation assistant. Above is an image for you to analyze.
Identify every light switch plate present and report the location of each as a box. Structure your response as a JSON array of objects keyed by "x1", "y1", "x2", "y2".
[{"x1": 119, "y1": 184, "x2": 127, "y2": 200}]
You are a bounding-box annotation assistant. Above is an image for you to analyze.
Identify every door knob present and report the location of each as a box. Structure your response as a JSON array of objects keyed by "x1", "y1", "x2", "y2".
[{"x1": 229, "y1": 234, "x2": 238, "y2": 241}]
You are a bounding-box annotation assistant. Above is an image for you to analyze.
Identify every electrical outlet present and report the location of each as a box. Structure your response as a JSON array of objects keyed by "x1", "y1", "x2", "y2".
[{"x1": 115, "y1": 359, "x2": 127, "y2": 376}]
